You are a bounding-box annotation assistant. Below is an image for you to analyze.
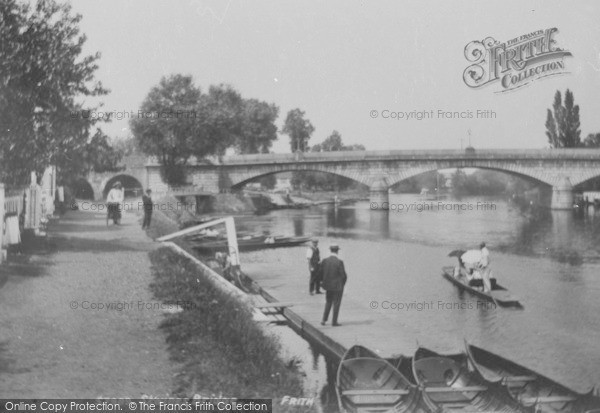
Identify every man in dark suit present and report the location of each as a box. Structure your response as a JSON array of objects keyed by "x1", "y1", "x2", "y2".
[
  {"x1": 141, "y1": 189, "x2": 153, "y2": 229},
  {"x1": 320, "y1": 244, "x2": 347, "y2": 327}
]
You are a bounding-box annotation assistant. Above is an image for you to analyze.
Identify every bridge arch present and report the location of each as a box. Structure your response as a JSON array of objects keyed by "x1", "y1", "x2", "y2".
[
  {"x1": 385, "y1": 161, "x2": 556, "y2": 189},
  {"x1": 72, "y1": 178, "x2": 95, "y2": 200},
  {"x1": 570, "y1": 169, "x2": 600, "y2": 189},
  {"x1": 102, "y1": 174, "x2": 144, "y2": 199},
  {"x1": 229, "y1": 166, "x2": 371, "y2": 189},
  {"x1": 387, "y1": 165, "x2": 552, "y2": 190}
]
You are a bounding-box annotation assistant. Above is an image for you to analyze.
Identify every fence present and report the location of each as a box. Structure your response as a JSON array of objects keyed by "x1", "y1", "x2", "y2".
[{"x1": 1, "y1": 183, "x2": 46, "y2": 261}]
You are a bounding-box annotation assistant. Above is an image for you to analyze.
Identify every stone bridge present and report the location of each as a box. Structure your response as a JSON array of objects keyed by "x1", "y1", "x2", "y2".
[
  {"x1": 80, "y1": 154, "x2": 148, "y2": 201},
  {"x1": 82, "y1": 149, "x2": 600, "y2": 209}
]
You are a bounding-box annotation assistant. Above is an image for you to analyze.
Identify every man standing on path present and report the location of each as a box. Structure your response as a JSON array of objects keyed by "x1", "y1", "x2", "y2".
[
  {"x1": 142, "y1": 189, "x2": 153, "y2": 229},
  {"x1": 306, "y1": 238, "x2": 322, "y2": 295},
  {"x1": 320, "y1": 244, "x2": 347, "y2": 327}
]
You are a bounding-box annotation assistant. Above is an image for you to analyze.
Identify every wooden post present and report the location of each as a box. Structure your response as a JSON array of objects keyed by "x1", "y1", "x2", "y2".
[
  {"x1": 0, "y1": 183, "x2": 5, "y2": 263},
  {"x1": 224, "y1": 217, "x2": 240, "y2": 267}
]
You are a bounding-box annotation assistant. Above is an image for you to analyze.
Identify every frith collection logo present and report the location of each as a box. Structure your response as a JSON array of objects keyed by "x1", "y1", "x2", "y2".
[{"x1": 463, "y1": 28, "x2": 572, "y2": 92}]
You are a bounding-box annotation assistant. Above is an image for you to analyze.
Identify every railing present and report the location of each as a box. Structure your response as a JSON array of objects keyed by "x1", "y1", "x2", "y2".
[
  {"x1": 144, "y1": 149, "x2": 600, "y2": 167},
  {"x1": 2, "y1": 185, "x2": 44, "y2": 232},
  {"x1": 4, "y1": 194, "x2": 24, "y2": 216}
]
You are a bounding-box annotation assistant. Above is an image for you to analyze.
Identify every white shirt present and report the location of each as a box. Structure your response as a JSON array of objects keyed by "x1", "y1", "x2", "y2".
[
  {"x1": 106, "y1": 188, "x2": 124, "y2": 203},
  {"x1": 306, "y1": 246, "x2": 317, "y2": 259},
  {"x1": 480, "y1": 247, "x2": 490, "y2": 267}
]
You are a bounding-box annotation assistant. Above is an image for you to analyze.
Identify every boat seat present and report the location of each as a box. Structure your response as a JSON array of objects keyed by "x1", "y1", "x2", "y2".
[
  {"x1": 468, "y1": 278, "x2": 497, "y2": 288},
  {"x1": 424, "y1": 386, "x2": 488, "y2": 393},
  {"x1": 414, "y1": 357, "x2": 462, "y2": 385},
  {"x1": 342, "y1": 389, "x2": 410, "y2": 396},
  {"x1": 520, "y1": 395, "x2": 578, "y2": 404},
  {"x1": 503, "y1": 375, "x2": 537, "y2": 383}
]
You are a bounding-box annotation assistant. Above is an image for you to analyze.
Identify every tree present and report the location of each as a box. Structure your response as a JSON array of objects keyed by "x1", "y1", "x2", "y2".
[
  {"x1": 131, "y1": 75, "x2": 202, "y2": 185},
  {"x1": 112, "y1": 136, "x2": 140, "y2": 157},
  {"x1": 235, "y1": 99, "x2": 279, "y2": 154},
  {"x1": 132, "y1": 78, "x2": 248, "y2": 185},
  {"x1": 319, "y1": 130, "x2": 343, "y2": 151},
  {"x1": 312, "y1": 130, "x2": 366, "y2": 153},
  {"x1": 583, "y1": 133, "x2": 600, "y2": 148},
  {"x1": 393, "y1": 171, "x2": 447, "y2": 193},
  {"x1": 545, "y1": 89, "x2": 581, "y2": 148},
  {"x1": 282, "y1": 109, "x2": 314, "y2": 152},
  {"x1": 0, "y1": 0, "x2": 109, "y2": 186},
  {"x1": 292, "y1": 131, "x2": 367, "y2": 191},
  {"x1": 196, "y1": 84, "x2": 244, "y2": 157},
  {"x1": 57, "y1": 129, "x2": 123, "y2": 186}
]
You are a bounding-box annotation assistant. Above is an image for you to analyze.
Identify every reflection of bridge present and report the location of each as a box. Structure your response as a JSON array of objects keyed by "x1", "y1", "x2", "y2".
[{"x1": 84, "y1": 149, "x2": 600, "y2": 209}]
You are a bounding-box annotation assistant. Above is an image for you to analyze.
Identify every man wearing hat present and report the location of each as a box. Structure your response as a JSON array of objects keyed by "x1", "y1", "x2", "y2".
[
  {"x1": 306, "y1": 238, "x2": 322, "y2": 295},
  {"x1": 478, "y1": 242, "x2": 492, "y2": 292},
  {"x1": 320, "y1": 244, "x2": 347, "y2": 327}
]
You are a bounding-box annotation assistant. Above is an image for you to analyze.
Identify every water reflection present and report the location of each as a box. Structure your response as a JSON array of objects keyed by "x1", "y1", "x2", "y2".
[
  {"x1": 292, "y1": 214, "x2": 305, "y2": 236},
  {"x1": 309, "y1": 343, "x2": 320, "y2": 371},
  {"x1": 326, "y1": 206, "x2": 357, "y2": 230},
  {"x1": 369, "y1": 210, "x2": 390, "y2": 239},
  {"x1": 319, "y1": 357, "x2": 340, "y2": 413}
]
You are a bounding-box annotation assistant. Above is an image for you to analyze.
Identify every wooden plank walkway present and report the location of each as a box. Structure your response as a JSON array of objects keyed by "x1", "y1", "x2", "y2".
[{"x1": 242, "y1": 262, "x2": 423, "y2": 362}]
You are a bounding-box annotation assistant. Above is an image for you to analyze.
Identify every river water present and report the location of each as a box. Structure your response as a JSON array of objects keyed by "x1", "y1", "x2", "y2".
[{"x1": 231, "y1": 194, "x2": 600, "y2": 409}]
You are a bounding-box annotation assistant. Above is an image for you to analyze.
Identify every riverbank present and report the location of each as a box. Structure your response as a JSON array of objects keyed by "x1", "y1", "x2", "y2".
[
  {"x1": 149, "y1": 247, "x2": 314, "y2": 410},
  {"x1": 144, "y1": 202, "x2": 318, "y2": 411}
]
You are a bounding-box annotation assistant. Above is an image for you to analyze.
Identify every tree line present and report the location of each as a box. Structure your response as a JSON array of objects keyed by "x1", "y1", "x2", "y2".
[
  {"x1": 130, "y1": 82, "x2": 366, "y2": 188},
  {"x1": 546, "y1": 89, "x2": 600, "y2": 148}
]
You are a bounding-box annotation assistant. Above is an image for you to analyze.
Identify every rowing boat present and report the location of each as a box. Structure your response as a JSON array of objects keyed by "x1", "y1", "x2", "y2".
[
  {"x1": 441, "y1": 266, "x2": 522, "y2": 308},
  {"x1": 336, "y1": 345, "x2": 438, "y2": 413},
  {"x1": 465, "y1": 341, "x2": 600, "y2": 412},
  {"x1": 411, "y1": 346, "x2": 532, "y2": 412},
  {"x1": 192, "y1": 235, "x2": 310, "y2": 252}
]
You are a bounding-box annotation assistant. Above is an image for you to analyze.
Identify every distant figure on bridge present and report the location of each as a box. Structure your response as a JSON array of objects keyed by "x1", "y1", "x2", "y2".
[
  {"x1": 306, "y1": 238, "x2": 321, "y2": 295},
  {"x1": 106, "y1": 181, "x2": 124, "y2": 225},
  {"x1": 320, "y1": 244, "x2": 347, "y2": 327},
  {"x1": 141, "y1": 189, "x2": 153, "y2": 229}
]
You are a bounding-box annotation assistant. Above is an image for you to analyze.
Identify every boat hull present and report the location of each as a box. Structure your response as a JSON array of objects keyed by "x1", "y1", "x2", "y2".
[
  {"x1": 442, "y1": 266, "x2": 522, "y2": 307},
  {"x1": 336, "y1": 345, "x2": 437, "y2": 413},
  {"x1": 465, "y1": 342, "x2": 600, "y2": 412},
  {"x1": 193, "y1": 236, "x2": 310, "y2": 253},
  {"x1": 411, "y1": 347, "x2": 533, "y2": 412}
]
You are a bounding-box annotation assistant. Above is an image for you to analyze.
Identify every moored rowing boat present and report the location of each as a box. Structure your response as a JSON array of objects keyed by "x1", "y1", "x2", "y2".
[
  {"x1": 192, "y1": 236, "x2": 310, "y2": 252},
  {"x1": 336, "y1": 345, "x2": 438, "y2": 413},
  {"x1": 465, "y1": 341, "x2": 600, "y2": 412},
  {"x1": 411, "y1": 346, "x2": 532, "y2": 412}
]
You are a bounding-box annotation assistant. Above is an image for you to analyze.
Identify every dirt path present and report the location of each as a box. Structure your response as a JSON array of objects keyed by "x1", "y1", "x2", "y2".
[{"x1": 0, "y1": 206, "x2": 176, "y2": 398}]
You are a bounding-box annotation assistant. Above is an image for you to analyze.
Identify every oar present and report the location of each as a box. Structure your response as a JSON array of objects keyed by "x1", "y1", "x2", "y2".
[{"x1": 424, "y1": 386, "x2": 488, "y2": 393}]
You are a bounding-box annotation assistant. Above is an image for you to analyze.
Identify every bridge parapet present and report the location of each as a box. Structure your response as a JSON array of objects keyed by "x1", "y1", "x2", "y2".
[{"x1": 215, "y1": 149, "x2": 600, "y2": 165}]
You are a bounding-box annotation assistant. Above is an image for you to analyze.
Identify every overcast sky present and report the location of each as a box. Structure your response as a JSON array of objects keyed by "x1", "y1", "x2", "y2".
[{"x1": 70, "y1": 0, "x2": 600, "y2": 152}]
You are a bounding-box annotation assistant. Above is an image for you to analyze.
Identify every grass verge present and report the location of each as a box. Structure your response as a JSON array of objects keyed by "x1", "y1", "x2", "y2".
[{"x1": 149, "y1": 247, "x2": 317, "y2": 412}]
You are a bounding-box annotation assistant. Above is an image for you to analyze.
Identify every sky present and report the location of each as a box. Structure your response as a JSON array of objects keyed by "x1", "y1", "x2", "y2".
[{"x1": 68, "y1": 0, "x2": 600, "y2": 153}]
